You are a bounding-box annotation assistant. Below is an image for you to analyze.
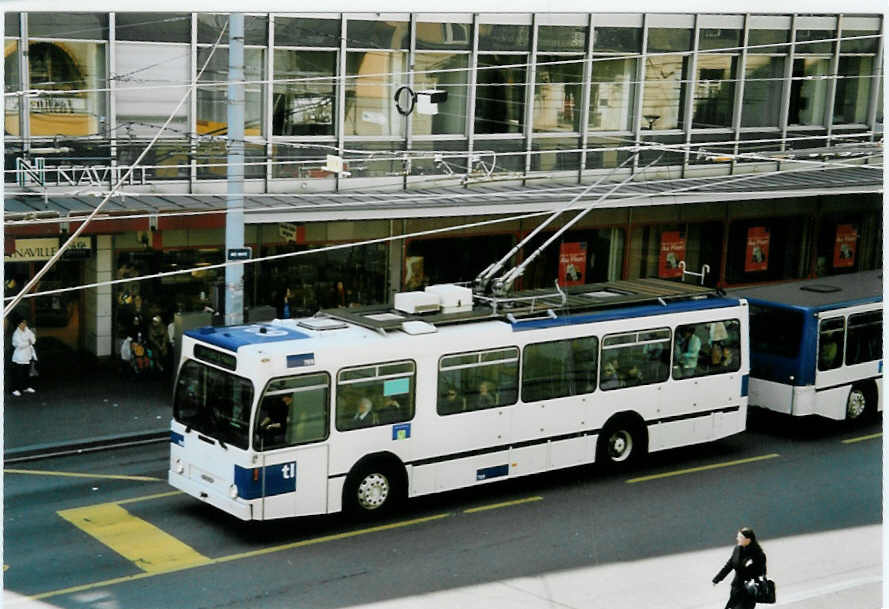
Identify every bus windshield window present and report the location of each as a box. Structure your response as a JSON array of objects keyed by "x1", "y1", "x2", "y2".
[
  {"x1": 173, "y1": 359, "x2": 253, "y2": 449},
  {"x1": 749, "y1": 305, "x2": 803, "y2": 358}
]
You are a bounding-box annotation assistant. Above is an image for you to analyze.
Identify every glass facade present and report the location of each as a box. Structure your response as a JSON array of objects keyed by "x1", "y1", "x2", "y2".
[{"x1": 0, "y1": 12, "x2": 879, "y2": 184}]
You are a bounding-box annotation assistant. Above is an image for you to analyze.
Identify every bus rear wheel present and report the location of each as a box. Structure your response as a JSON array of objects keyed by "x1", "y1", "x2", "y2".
[
  {"x1": 846, "y1": 385, "x2": 873, "y2": 422},
  {"x1": 343, "y1": 460, "x2": 404, "y2": 519},
  {"x1": 598, "y1": 417, "x2": 646, "y2": 468}
]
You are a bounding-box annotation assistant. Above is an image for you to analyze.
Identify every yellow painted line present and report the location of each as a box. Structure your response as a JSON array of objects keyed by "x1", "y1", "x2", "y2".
[
  {"x1": 4, "y1": 469, "x2": 162, "y2": 482},
  {"x1": 3, "y1": 564, "x2": 8, "y2": 571},
  {"x1": 842, "y1": 432, "x2": 882, "y2": 444},
  {"x1": 464, "y1": 496, "x2": 543, "y2": 513},
  {"x1": 57, "y1": 503, "x2": 211, "y2": 573},
  {"x1": 116, "y1": 491, "x2": 183, "y2": 505},
  {"x1": 29, "y1": 512, "x2": 452, "y2": 601},
  {"x1": 626, "y1": 453, "x2": 781, "y2": 484}
]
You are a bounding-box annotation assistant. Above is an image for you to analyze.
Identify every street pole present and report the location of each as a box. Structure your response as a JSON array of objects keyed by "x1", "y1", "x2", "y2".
[{"x1": 225, "y1": 13, "x2": 245, "y2": 326}]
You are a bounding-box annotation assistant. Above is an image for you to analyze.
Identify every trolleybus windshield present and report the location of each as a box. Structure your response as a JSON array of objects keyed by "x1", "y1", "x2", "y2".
[{"x1": 173, "y1": 359, "x2": 253, "y2": 449}]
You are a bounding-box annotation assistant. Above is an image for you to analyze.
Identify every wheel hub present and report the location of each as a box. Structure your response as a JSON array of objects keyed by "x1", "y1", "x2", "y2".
[
  {"x1": 356, "y1": 473, "x2": 389, "y2": 510},
  {"x1": 847, "y1": 390, "x2": 867, "y2": 419},
  {"x1": 609, "y1": 430, "x2": 633, "y2": 462}
]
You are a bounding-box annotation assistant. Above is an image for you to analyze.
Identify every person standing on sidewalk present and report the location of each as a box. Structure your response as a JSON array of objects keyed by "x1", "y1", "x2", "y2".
[
  {"x1": 712, "y1": 527, "x2": 767, "y2": 609},
  {"x1": 10, "y1": 317, "x2": 37, "y2": 397}
]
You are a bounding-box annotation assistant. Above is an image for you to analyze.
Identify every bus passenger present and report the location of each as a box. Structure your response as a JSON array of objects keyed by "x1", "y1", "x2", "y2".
[
  {"x1": 676, "y1": 326, "x2": 702, "y2": 377},
  {"x1": 378, "y1": 396, "x2": 403, "y2": 424},
  {"x1": 623, "y1": 363, "x2": 645, "y2": 387},
  {"x1": 258, "y1": 393, "x2": 292, "y2": 446},
  {"x1": 351, "y1": 397, "x2": 378, "y2": 428},
  {"x1": 439, "y1": 388, "x2": 465, "y2": 414},
  {"x1": 600, "y1": 359, "x2": 622, "y2": 390},
  {"x1": 475, "y1": 381, "x2": 496, "y2": 409}
]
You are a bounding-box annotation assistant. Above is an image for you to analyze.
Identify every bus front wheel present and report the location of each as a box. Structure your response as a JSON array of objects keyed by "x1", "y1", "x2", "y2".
[
  {"x1": 846, "y1": 384, "x2": 874, "y2": 422},
  {"x1": 597, "y1": 417, "x2": 647, "y2": 468},
  {"x1": 343, "y1": 459, "x2": 405, "y2": 518}
]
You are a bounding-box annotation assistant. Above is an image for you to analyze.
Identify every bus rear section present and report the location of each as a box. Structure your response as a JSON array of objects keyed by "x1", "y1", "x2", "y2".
[{"x1": 734, "y1": 271, "x2": 883, "y2": 422}]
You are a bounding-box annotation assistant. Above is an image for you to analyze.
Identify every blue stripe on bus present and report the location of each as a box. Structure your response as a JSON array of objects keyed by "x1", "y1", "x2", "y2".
[
  {"x1": 186, "y1": 324, "x2": 309, "y2": 352},
  {"x1": 510, "y1": 297, "x2": 742, "y2": 331},
  {"x1": 171, "y1": 431, "x2": 185, "y2": 447},
  {"x1": 741, "y1": 375, "x2": 749, "y2": 397},
  {"x1": 234, "y1": 462, "x2": 297, "y2": 500}
]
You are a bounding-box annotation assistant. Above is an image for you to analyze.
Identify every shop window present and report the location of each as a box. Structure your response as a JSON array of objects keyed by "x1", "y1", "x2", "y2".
[
  {"x1": 538, "y1": 26, "x2": 587, "y2": 53},
  {"x1": 589, "y1": 57, "x2": 636, "y2": 132},
  {"x1": 275, "y1": 17, "x2": 339, "y2": 48},
  {"x1": 726, "y1": 218, "x2": 805, "y2": 283},
  {"x1": 438, "y1": 348, "x2": 518, "y2": 414},
  {"x1": 534, "y1": 56, "x2": 583, "y2": 132},
  {"x1": 344, "y1": 50, "x2": 407, "y2": 137},
  {"x1": 641, "y1": 55, "x2": 688, "y2": 130},
  {"x1": 692, "y1": 56, "x2": 737, "y2": 129},
  {"x1": 273, "y1": 49, "x2": 336, "y2": 136},
  {"x1": 196, "y1": 46, "x2": 264, "y2": 137},
  {"x1": 833, "y1": 56, "x2": 874, "y2": 125},
  {"x1": 405, "y1": 233, "x2": 515, "y2": 289},
  {"x1": 475, "y1": 55, "x2": 526, "y2": 134},
  {"x1": 346, "y1": 20, "x2": 409, "y2": 50},
  {"x1": 747, "y1": 29, "x2": 790, "y2": 54},
  {"x1": 630, "y1": 223, "x2": 722, "y2": 284},
  {"x1": 594, "y1": 27, "x2": 641, "y2": 53},
  {"x1": 411, "y1": 53, "x2": 468, "y2": 136},
  {"x1": 788, "y1": 58, "x2": 830, "y2": 126},
  {"x1": 115, "y1": 42, "x2": 189, "y2": 137},
  {"x1": 741, "y1": 55, "x2": 785, "y2": 128},
  {"x1": 416, "y1": 22, "x2": 472, "y2": 51},
  {"x1": 115, "y1": 13, "x2": 190, "y2": 43},
  {"x1": 28, "y1": 41, "x2": 107, "y2": 137}
]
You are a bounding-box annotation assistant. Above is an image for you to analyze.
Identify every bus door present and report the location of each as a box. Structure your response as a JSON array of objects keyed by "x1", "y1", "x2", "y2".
[{"x1": 254, "y1": 373, "x2": 331, "y2": 519}]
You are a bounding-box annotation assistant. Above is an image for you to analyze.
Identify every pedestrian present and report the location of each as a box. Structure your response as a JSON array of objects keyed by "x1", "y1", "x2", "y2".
[
  {"x1": 10, "y1": 316, "x2": 38, "y2": 396},
  {"x1": 712, "y1": 527, "x2": 767, "y2": 609}
]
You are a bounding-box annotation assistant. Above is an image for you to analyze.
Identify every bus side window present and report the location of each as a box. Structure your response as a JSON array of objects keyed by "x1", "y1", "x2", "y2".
[
  {"x1": 818, "y1": 317, "x2": 845, "y2": 371},
  {"x1": 846, "y1": 311, "x2": 882, "y2": 366}
]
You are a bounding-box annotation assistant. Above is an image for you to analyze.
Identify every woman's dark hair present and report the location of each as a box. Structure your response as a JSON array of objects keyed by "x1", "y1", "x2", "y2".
[{"x1": 740, "y1": 527, "x2": 764, "y2": 554}]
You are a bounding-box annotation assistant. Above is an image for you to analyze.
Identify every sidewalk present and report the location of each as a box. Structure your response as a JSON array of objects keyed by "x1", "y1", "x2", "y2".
[{"x1": 3, "y1": 338, "x2": 172, "y2": 461}]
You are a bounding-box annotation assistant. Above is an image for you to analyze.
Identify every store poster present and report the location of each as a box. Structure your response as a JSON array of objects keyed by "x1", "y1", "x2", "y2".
[
  {"x1": 658, "y1": 231, "x2": 686, "y2": 278},
  {"x1": 558, "y1": 242, "x2": 587, "y2": 286},
  {"x1": 744, "y1": 226, "x2": 770, "y2": 272},
  {"x1": 832, "y1": 224, "x2": 857, "y2": 268}
]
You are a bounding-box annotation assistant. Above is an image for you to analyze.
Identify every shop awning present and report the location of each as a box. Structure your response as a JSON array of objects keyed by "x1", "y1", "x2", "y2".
[{"x1": 4, "y1": 163, "x2": 883, "y2": 225}]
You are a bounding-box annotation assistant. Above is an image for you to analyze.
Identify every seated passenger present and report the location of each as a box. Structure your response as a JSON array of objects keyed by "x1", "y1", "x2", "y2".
[
  {"x1": 676, "y1": 326, "x2": 702, "y2": 377},
  {"x1": 257, "y1": 393, "x2": 292, "y2": 447},
  {"x1": 378, "y1": 395, "x2": 403, "y2": 424},
  {"x1": 622, "y1": 364, "x2": 645, "y2": 387},
  {"x1": 600, "y1": 359, "x2": 622, "y2": 390},
  {"x1": 475, "y1": 381, "x2": 497, "y2": 409},
  {"x1": 439, "y1": 388, "x2": 465, "y2": 415},
  {"x1": 350, "y1": 397, "x2": 378, "y2": 428}
]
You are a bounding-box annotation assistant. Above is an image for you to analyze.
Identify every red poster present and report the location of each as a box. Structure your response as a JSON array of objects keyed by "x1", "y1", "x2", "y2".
[
  {"x1": 833, "y1": 224, "x2": 858, "y2": 268},
  {"x1": 658, "y1": 231, "x2": 686, "y2": 278},
  {"x1": 744, "y1": 226, "x2": 770, "y2": 272},
  {"x1": 558, "y1": 242, "x2": 587, "y2": 286}
]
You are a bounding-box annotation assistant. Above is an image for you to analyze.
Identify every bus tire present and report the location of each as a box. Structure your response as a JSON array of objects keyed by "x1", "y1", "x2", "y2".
[
  {"x1": 343, "y1": 456, "x2": 406, "y2": 519},
  {"x1": 597, "y1": 415, "x2": 647, "y2": 469},
  {"x1": 846, "y1": 383, "x2": 875, "y2": 422}
]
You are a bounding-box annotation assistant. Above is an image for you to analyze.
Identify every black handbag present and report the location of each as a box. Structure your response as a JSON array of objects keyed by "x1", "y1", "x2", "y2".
[{"x1": 745, "y1": 576, "x2": 776, "y2": 604}]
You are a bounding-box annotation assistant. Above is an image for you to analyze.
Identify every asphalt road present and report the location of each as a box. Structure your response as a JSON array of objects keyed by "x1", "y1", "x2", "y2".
[{"x1": 3, "y1": 411, "x2": 881, "y2": 609}]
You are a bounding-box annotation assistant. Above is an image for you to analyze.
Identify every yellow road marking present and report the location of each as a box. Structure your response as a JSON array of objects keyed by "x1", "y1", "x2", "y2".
[
  {"x1": 29, "y1": 512, "x2": 451, "y2": 601},
  {"x1": 4, "y1": 469, "x2": 162, "y2": 482},
  {"x1": 464, "y1": 496, "x2": 543, "y2": 513},
  {"x1": 116, "y1": 491, "x2": 183, "y2": 505},
  {"x1": 841, "y1": 432, "x2": 882, "y2": 444},
  {"x1": 626, "y1": 453, "x2": 781, "y2": 484},
  {"x1": 3, "y1": 564, "x2": 8, "y2": 571},
  {"x1": 57, "y1": 504, "x2": 210, "y2": 573}
]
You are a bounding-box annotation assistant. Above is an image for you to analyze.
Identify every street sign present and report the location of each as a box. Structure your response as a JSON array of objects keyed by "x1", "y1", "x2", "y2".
[{"x1": 227, "y1": 247, "x2": 252, "y2": 261}]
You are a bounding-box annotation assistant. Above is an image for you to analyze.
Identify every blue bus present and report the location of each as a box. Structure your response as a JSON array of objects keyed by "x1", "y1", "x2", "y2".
[{"x1": 729, "y1": 270, "x2": 882, "y2": 422}]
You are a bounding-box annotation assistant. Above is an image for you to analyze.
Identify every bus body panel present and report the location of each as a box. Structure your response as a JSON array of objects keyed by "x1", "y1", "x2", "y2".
[{"x1": 749, "y1": 377, "x2": 794, "y2": 414}]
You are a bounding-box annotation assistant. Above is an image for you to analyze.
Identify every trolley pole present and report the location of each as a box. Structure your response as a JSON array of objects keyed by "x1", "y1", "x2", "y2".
[{"x1": 225, "y1": 13, "x2": 245, "y2": 326}]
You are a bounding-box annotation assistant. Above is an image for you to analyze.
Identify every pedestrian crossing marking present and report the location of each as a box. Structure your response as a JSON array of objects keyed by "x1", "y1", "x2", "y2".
[{"x1": 57, "y1": 503, "x2": 210, "y2": 573}]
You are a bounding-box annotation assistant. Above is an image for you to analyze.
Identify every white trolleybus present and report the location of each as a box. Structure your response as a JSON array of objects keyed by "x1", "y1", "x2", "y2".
[
  {"x1": 729, "y1": 270, "x2": 882, "y2": 422},
  {"x1": 169, "y1": 279, "x2": 751, "y2": 520}
]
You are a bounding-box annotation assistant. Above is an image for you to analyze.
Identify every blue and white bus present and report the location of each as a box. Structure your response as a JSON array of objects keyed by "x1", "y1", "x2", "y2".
[
  {"x1": 729, "y1": 270, "x2": 882, "y2": 422},
  {"x1": 169, "y1": 279, "x2": 750, "y2": 521}
]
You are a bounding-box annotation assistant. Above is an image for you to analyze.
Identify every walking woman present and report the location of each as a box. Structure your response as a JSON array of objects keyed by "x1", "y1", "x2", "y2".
[
  {"x1": 10, "y1": 316, "x2": 37, "y2": 396},
  {"x1": 712, "y1": 527, "x2": 767, "y2": 609}
]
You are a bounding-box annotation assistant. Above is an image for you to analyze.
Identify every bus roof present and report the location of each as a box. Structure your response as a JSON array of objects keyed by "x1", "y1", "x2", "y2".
[{"x1": 727, "y1": 270, "x2": 882, "y2": 311}]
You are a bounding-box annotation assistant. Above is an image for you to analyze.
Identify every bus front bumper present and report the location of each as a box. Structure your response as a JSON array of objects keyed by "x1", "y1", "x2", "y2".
[{"x1": 169, "y1": 470, "x2": 253, "y2": 521}]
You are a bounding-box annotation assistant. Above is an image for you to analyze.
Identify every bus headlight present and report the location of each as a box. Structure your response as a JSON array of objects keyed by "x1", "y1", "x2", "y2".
[
  {"x1": 175, "y1": 459, "x2": 185, "y2": 475},
  {"x1": 229, "y1": 484, "x2": 239, "y2": 499}
]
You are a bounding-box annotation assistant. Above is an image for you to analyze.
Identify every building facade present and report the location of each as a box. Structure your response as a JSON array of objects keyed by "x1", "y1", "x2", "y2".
[{"x1": 3, "y1": 11, "x2": 884, "y2": 358}]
